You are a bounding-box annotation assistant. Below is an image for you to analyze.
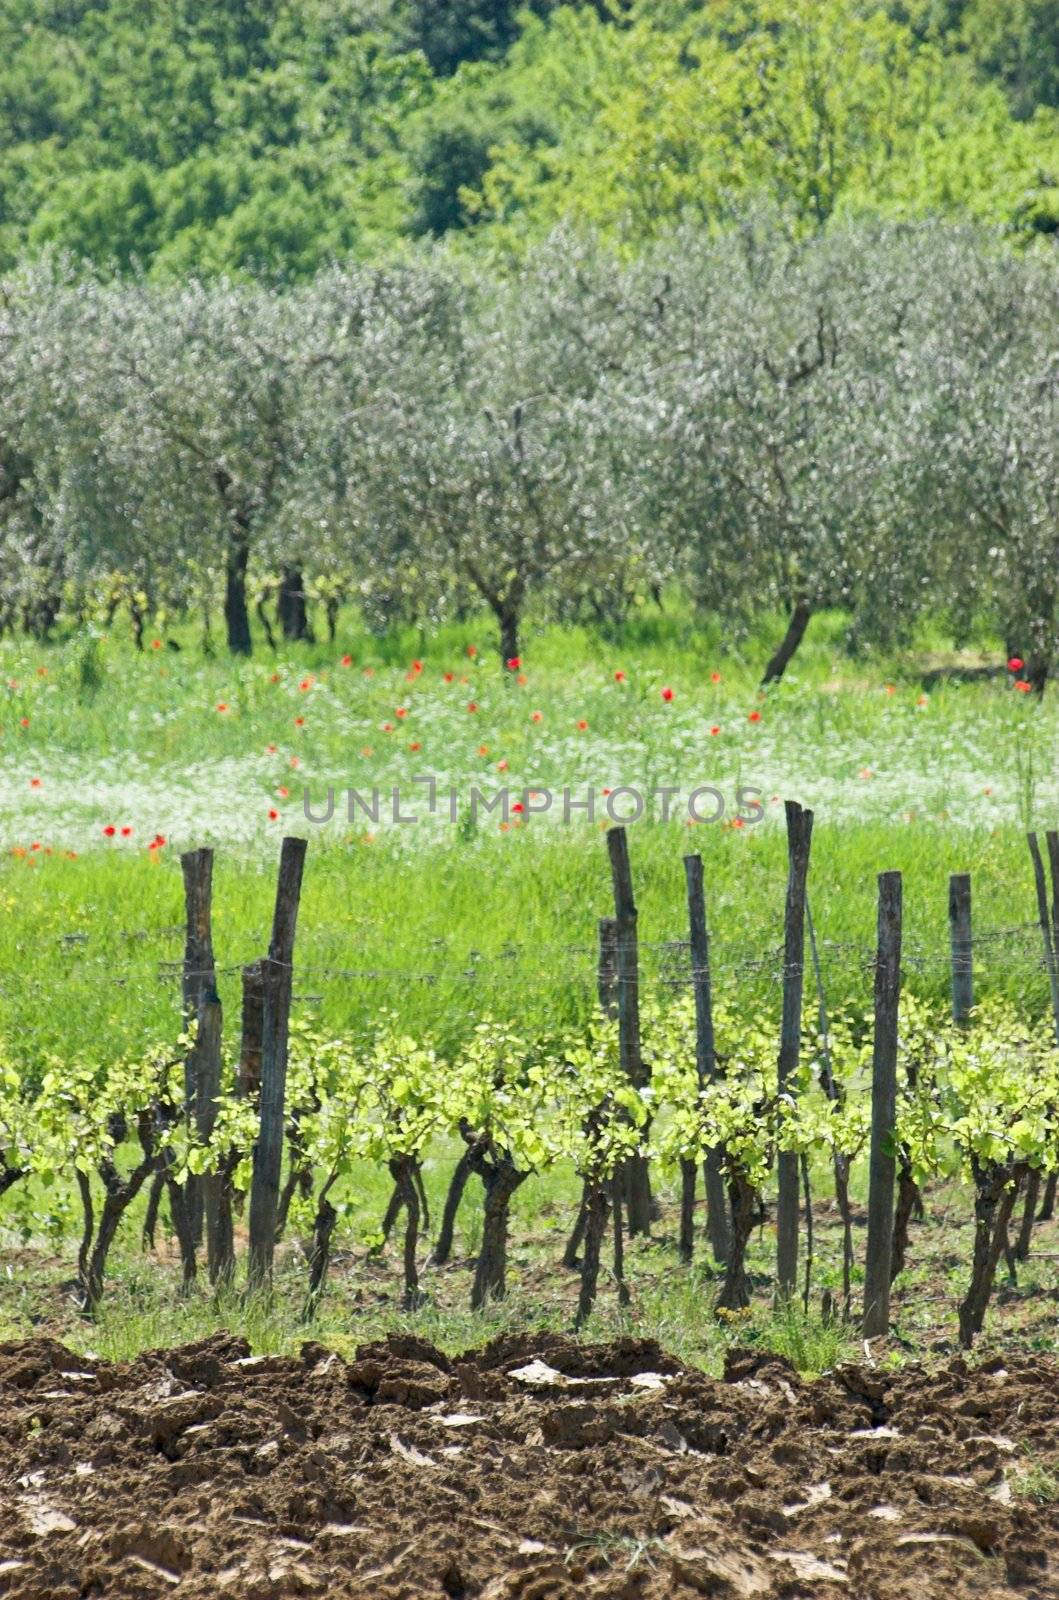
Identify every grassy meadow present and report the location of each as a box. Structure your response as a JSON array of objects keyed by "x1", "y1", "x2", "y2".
[{"x1": 1, "y1": 607, "x2": 1056, "y2": 1066}]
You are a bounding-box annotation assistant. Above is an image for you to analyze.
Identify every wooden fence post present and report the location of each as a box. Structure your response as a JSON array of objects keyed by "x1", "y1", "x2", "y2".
[
  {"x1": 247, "y1": 836, "x2": 308, "y2": 1293},
  {"x1": 777, "y1": 800, "x2": 813, "y2": 1301},
  {"x1": 1022, "y1": 834, "x2": 1059, "y2": 1237},
  {"x1": 181, "y1": 848, "x2": 216, "y2": 1020},
  {"x1": 563, "y1": 916, "x2": 620, "y2": 1271},
  {"x1": 1028, "y1": 833, "x2": 1059, "y2": 1047},
  {"x1": 180, "y1": 848, "x2": 216, "y2": 1245},
  {"x1": 597, "y1": 916, "x2": 619, "y2": 1020},
  {"x1": 683, "y1": 853, "x2": 730, "y2": 1265},
  {"x1": 949, "y1": 873, "x2": 973, "y2": 1025},
  {"x1": 863, "y1": 870, "x2": 903, "y2": 1338},
  {"x1": 190, "y1": 990, "x2": 228, "y2": 1284},
  {"x1": 606, "y1": 826, "x2": 652, "y2": 1236},
  {"x1": 238, "y1": 959, "x2": 266, "y2": 1103}
]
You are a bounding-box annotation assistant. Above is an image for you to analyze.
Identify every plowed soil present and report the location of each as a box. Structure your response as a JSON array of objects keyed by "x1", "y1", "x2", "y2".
[{"x1": 0, "y1": 1331, "x2": 1056, "y2": 1599}]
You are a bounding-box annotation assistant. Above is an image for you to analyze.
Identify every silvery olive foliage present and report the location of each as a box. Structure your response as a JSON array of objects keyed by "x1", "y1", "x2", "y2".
[{"x1": 1, "y1": 219, "x2": 1057, "y2": 674}]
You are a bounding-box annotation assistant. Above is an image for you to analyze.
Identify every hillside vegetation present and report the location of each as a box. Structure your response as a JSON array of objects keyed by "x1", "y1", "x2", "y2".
[{"x1": 1, "y1": 0, "x2": 1058, "y2": 276}]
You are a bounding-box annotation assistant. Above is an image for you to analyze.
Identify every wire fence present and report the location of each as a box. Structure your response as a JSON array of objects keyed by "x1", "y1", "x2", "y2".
[{"x1": 8, "y1": 918, "x2": 1056, "y2": 1000}]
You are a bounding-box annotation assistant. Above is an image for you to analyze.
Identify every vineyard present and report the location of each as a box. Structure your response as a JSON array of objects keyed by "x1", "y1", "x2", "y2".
[{"x1": 5, "y1": 815, "x2": 1059, "y2": 1357}]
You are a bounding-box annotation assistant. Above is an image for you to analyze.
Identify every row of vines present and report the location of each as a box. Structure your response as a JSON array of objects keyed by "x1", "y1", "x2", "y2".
[{"x1": 1, "y1": 951, "x2": 1056, "y2": 1349}]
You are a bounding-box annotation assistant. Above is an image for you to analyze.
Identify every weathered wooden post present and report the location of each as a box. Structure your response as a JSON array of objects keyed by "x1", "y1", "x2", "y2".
[
  {"x1": 597, "y1": 916, "x2": 618, "y2": 1020},
  {"x1": 181, "y1": 848, "x2": 216, "y2": 1020},
  {"x1": 607, "y1": 827, "x2": 651, "y2": 1236},
  {"x1": 1020, "y1": 834, "x2": 1059, "y2": 1242},
  {"x1": 190, "y1": 989, "x2": 228, "y2": 1284},
  {"x1": 683, "y1": 853, "x2": 729, "y2": 1265},
  {"x1": 238, "y1": 958, "x2": 266, "y2": 1103},
  {"x1": 777, "y1": 801, "x2": 813, "y2": 1300},
  {"x1": 247, "y1": 836, "x2": 308, "y2": 1294},
  {"x1": 863, "y1": 870, "x2": 903, "y2": 1338},
  {"x1": 1028, "y1": 833, "x2": 1059, "y2": 1046},
  {"x1": 180, "y1": 848, "x2": 216, "y2": 1249},
  {"x1": 564, "y1": 916, "x2": 619, "y2": 1269},
  {"x1": 948, "y1": 873, "x2": 973, "y2": 1025}
]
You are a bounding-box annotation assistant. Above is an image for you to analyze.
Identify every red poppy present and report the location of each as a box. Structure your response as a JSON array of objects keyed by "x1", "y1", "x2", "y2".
[
  {"x1": 614, "y1": 671, "x2": 626, "y2": 682},
  {"x1": 382, "y1": 721, "x2": 394, "y2": 733},
  {"x1": 363, "y1": 667, "x2": 375, "y2": 677},
  {"x1": 1015, "y1": 680, "x2": 1032, "y2": 693},
  {"x1": 467, "y1": 645, "x2": 477, "y2": 658},
  {"x1": 216, "y1": 703, "x2": 229, "y2": 713},
  {"x1": 102, "y1": 825, "x2": 116, "y2": 837},
  {"x1": 577, "y1": 719, "x2": 588, "y2": 731},
  {"x1": 37, "y1": 667, "x2": 47, "y2": 677},
  {"x1": 150, "y1": 639, "x2": 163, "y2": 651},
  {"x1": 121, "y1": 826, "x2": 132, "y2": 837},
  {"x1": 748, "y1": 710, "x2": 761, "y2": 723},
  {"x1": 916, "y1": 695, "x2": 928, "y2": 707},
  {"x1": 19, "y1": 717, "x2": 29, "y2": 729},
  {"x1": 468, "y1": 702, "x2": 478, "y2": 713},
  {"x1": 478, "y1": 744, "x2": 489, "y2": 756},
  {"x1": 517, "y1": 673, "x2": 528, "y2": 685},
  {"x1": 710, "y1": 671, "x2": 722, "y2": 683},
  {"x1": 294, "y1": 716, "x2": 305, "y2": 727},
  {"x1": 506, "y1": 656, "x2": 521, "y2": 670},
  {"x1": 409, "y1": 741, "x2": 421, "y2": 752},
  {"x1": 396, "y1": 707, "x2": 408, "y2": 718},
  {"x1": 29, "y1": 777, "x2": 41, "y2": 788},
  {"x1": 531, "y1": 710, "x2": 542, "y2": 723},
  {"x1": 1008, "y1": 657, "x2": 1024, "y2": 672},
  {"x1": 497, "y1": 759, "x2": 508, "y2": 772},
  {"x1": 710, "y1": 725, "x2": 720, "y2": 736},
  {"x1": 266, "y1": 743, "x2": 278, "y2": 755},
  {"x1": 341, "y1": 654, "x2": 353, "y2": 667},
  {"x1": 29, "y1": 842, "x2": 40, "y2": 852},
  {"x1": 268, "y1": 808, "x2": 279, "y2": 821},
  {"x1": 443, "y1": 672, "x2": 455, "y2": 683},
  {"x1": 885, "y1": 684, "x2": 896, "y2": 695},
  {"x1": 270, "y1": 673, "x2": 280, "y2": 684},
  {"x1": 277, "y1": 785, "x2": 289, "y2": 799},
  {"x1": 512, "y1": 802, "x2": 524, "y2": 814},
  {"x1": 290, "y1": 756, "x2": 300, "y2": 768},
  {"x1": 661, "y1": 687, "x2": 674, "y2": 702},
  {"x1": 411, "y1": 660, "x2": 423, "y2": 674},
  {"x1": 65, "y1": 850, "x2": 78, "y2": 860},
  {"x1": 732, "y1": 817, "x2": 745, "y2": 830},
  {"x1": 150, "y1": 834, "x2": 166, "y2": 849}
]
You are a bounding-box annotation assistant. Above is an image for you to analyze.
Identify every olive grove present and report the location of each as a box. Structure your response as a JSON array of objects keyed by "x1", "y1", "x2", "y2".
[{"x1": 1, "y1": 217, "x2": 1057, "y2": 682}]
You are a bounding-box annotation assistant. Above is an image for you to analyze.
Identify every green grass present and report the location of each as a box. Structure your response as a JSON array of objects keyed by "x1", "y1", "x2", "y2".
[
  {"x1": 1, "y1": 606, "x2": 1057, "y2": 1070},
  {"x1": 1012, "y1": 1457, "x2": 1059, "y2": 1505}
]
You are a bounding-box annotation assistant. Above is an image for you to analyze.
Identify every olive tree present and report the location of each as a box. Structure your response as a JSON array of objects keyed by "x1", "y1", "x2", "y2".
[
  {"x1": 899, "y1": 237, "x2": 1059, "y2": 692},
  {"x1": 360, "y1": 251, "x2": 639, "y2": 662}
]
